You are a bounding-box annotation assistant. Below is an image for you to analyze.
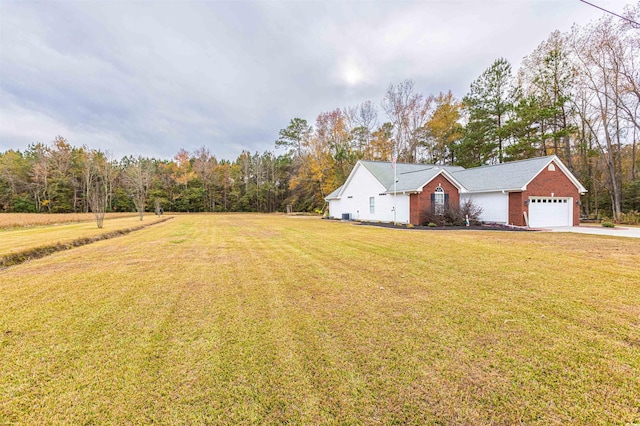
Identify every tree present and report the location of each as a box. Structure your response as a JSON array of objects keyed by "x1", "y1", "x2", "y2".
[
  {"x1": 569, "y1": 15, "x2": 631, "y2": 221},
  {"x1": 461, "y1": 58, "x2": 516, "y2": 165},
  {"x1": 84, "y1": 149, "x2": 112, "y2": 228},
  {"x1": 516, "y1": 31, "x2": 576, "y2": 166},
  {"x1": 422, "y1": 91, "x2": 463, "y2": 164},
  {"x1": 0, "y1": 150, "x2": 31, "y2": 212},
  {"x1": 275, "y1": 118, "x2": 312, "y2": 158},
  {"x1": 382, "y1": 79, "x2": 432, "y2": 162},
  {"x1": 345, "y1": 100, "x2": 378, "y2": 157},
  {"x1": 192, "y1": 146, "x2": 218, "y2": 211},
  {"x1": 122, "y1": 156, "x2": 154, "y2": 220},
  {"x1": 368, "y1": 122, "x2": 394, "y2": 161},
  {"x1": 25, "y1": 143, "x2": 51, "y2": 212}
]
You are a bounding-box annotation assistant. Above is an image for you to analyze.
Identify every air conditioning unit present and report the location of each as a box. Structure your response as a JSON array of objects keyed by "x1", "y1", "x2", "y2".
[{"x1": 341, "y1": 213, "x2": 352, "y2": 220}]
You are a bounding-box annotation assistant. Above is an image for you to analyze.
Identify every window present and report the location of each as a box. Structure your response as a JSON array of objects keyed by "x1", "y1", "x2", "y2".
[
  {"x1": 434, "y1": 186, "x2": 445, "y2": 215},
  {"x1": 369, "y1": 196, "x2": 375, "y2": 214}
]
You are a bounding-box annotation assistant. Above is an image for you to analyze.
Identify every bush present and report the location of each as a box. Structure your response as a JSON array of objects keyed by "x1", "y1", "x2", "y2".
[
  {"x1": 619, "y1": 210, "x2": 640, "y2": 225},
  {"x1": 428, "y1": 222, "x2": 437, "y2": 227},
  {"x1": 421, "y1": 199, "x2": 483, "y2": 226},
  {"x1": 602, "y1": 221, "x2": 615, "y2": 228}
]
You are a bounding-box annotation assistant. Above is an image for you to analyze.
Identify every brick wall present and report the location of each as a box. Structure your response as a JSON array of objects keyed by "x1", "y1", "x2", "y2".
[
  {"x1": 510, "y1": 163, "x2": 581, "y2": 226},
  {"x1": 409, "y1": 175, "x2": 460, "y2": 224},
  {"x1": 509, "y1": 192, "x2": 523, "y2": 225}
]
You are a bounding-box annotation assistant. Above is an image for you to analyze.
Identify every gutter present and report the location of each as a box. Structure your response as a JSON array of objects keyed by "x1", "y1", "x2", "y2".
[{"x1": 460, "y1": 188, "x2": 524, "y2": 194}]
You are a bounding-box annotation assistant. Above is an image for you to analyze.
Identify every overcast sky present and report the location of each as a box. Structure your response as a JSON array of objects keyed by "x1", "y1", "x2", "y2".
[{"x1": 0, "y1": 0, "x2": 634, "y2": 161}]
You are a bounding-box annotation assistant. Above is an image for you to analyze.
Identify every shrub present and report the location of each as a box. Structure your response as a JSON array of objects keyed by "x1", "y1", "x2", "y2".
[
  {"x1": 406, "y1": 223, "x2": 414, "y2": 228},
  {"x1": 619, "y1": 210, "x2": 640, "y2": 225},
  {"x1": 421, "y1": 199, "x2": 483, "y2": 226},
  {"x1": 428, "y1": 222, "x2": 437, "y2": 227},
  {"x1": 602, "y1": 221, "x2": 615, "y2": 228}
]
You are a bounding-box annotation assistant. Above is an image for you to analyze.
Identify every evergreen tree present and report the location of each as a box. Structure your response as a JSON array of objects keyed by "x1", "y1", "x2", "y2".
[{"x1": 459, "y1": 58, "x2": 516, "y2": 165}]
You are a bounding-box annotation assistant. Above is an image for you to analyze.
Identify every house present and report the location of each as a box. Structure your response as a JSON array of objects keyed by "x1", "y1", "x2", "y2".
[{"x1": 325, "y1": 155, "x2": 587, "y2": 227}]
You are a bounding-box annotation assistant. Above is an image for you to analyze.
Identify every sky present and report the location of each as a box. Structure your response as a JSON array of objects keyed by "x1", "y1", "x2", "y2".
[{"x1": 0, "y1": 0, "x2": 635, "y2": 161}]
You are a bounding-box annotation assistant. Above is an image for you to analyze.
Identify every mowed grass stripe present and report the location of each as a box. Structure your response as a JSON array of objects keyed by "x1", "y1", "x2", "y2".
[
  {"x1": 0, "y1": 215, "x2": 167, "y2": 257},
  {"x1": 0, "y1": 212, "x2": 139, "y2": 229},
  {"x1": 0, "y1": 214, "x2": 639, "y2": 424}
]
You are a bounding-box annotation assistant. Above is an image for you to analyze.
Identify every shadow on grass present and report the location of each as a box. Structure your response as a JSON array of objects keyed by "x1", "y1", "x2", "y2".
[{"x1": 0, "y1": 217, "x2": 173, "y2": 269}]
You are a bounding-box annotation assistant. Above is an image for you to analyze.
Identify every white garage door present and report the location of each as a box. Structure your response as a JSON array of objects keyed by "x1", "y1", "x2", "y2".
[{"x1": 529, "y1": 197, "x2": 572, "y2": 227}]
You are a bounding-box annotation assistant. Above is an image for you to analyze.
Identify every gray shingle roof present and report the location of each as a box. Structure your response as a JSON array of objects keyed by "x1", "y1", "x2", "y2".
[
  {"x1": 360, "y1": 161, "x2": 464, "y2": 193},
  {"x1": 325, "y1": 185, "x2": 343, "y2": 200},
  {"x1": 451, "y1": 156, "x2": 554, "y2": 192},
  {"x1": 325, "y1": 155, "x2": 585, "y2": 201}
]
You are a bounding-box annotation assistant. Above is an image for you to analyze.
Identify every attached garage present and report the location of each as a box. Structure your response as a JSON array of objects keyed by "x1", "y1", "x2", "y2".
[{"x1": 528, "y1": 197, "x2": 573, "y2": 227}]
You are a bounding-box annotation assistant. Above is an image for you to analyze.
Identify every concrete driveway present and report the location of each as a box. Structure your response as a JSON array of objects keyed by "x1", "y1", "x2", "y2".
[{"x1": 547, "y1": 225, "x2": 640, "y2": 238}]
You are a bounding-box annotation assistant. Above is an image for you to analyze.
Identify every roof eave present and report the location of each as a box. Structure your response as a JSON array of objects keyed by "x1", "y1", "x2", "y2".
[
  {"x1": 384, "y1": 190, "x2": 419, "y2": 195},
  {"x1": 463, "y1": 188, "x2": 524, "y2": 194}
]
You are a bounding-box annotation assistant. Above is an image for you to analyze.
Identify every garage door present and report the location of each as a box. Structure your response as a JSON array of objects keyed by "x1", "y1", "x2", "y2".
[{"x1": 528, "y1": 197, "x2": 572, "y2": 227}]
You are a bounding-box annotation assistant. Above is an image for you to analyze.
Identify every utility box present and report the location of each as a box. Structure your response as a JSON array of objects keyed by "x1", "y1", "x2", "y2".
[{"x1": 341, "y1": 213, "x2": 352, "y2": 221}]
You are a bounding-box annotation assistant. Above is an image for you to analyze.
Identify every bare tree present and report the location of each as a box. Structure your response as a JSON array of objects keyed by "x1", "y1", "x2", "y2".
[
  {"x1": 122, "y1": 156, "x2": 154, "y2": 220},
  {"x1": 382, "y1": 79, "x2": 432, "y2": 162},
  {"x1": 344, "y1": 100, "x2": 378, "y2": 157},
  {"x1": 569, "y1": 13, "x2": 637, "y2": 221},
  {"x1": 84, "y1": 149, "x2": 112, "y2": 228}
]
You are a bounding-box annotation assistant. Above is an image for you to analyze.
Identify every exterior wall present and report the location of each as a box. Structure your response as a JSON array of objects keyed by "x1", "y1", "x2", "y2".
[
  {"x1": 409, "y1": 176, "x2": 460, "y2": 224},
  {"x1": 461, "y1": 192, "x2": 509, "y2": 223},
  {"x1": 509, "y1": 192, "x2": 524, "y2": 225},
  {"x1": 328, "y1": 165, "x2": 410, "y2": 223},
  {"x1": 516, "y1": 162, "x2": 581, "y2": 226}
]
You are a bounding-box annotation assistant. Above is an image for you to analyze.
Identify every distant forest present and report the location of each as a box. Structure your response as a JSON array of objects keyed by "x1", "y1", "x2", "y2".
[{"x1": 1, "y1": 7, "x2": 639, "y2": 220}]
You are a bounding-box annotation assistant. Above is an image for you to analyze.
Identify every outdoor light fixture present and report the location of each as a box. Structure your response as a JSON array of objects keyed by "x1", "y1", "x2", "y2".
[{"x1": 524, "y1": 200, "x2": 530, "y2": 205}]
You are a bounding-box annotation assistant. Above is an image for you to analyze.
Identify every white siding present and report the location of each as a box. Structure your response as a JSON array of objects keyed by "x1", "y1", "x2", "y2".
[
  {"x1": 461, "y1": 192, "x2": 509, "y2": 224},
  {"x1": 328, "y1": 164, "x2": 410, "y2": 223}
]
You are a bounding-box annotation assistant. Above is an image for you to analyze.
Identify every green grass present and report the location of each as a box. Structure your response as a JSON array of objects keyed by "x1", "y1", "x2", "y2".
[{"x1": 1, "y1": 214, "x2": 639, "y2": 424}]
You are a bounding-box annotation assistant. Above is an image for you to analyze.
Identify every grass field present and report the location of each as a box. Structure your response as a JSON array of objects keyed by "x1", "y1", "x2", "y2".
[
  {"x1": 1, "y1": 214, "x2": 639, "y2": 424},
  {"x1": 0, "y1": 212, "x2": 140, "y2": 229},
  {"x1": 0, "y1": 215, "x2": 166, "y2": 258}
]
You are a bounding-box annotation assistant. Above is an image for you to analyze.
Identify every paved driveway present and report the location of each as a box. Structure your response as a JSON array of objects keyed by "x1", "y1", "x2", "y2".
[{"x1": 547, "y1": 226, "x2": 640, "y2": 238}]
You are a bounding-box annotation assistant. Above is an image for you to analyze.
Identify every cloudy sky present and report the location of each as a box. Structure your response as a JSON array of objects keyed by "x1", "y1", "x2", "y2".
[{"x1": 0, "y1": 0, "x2": 634, "y2": 161}]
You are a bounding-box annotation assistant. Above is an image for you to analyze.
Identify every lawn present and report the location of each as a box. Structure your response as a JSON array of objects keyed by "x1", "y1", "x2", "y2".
[
  {"x1": 1, "y1": 214, "x2": 638, "y2": 424},
  {"x1": 0, "y1": 215, "x2": 166, "y2": 258},
  {"x1": 0, "y1": 212, "x2": 139, "y2": 229}
]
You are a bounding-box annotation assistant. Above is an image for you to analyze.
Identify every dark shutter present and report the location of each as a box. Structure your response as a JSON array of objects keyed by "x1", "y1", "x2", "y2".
[
  {"x1": 430, "y1": 193, "x2": 435, "y2": 213},
  {"x1": 444, "y1": 193, "x2": 449, "y2": 208}
]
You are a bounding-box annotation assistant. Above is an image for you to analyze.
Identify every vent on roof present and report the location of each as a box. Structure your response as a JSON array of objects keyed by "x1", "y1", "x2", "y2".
[{"x1": 548, "y1": 163, "x2": 556, "y2": 171}]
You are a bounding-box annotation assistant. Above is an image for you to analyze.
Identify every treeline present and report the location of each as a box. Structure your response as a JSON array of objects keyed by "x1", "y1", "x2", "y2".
[
  {"x1": 1, "y1": 7, "x2": 638, "y2": 219},
  {"x1": 0, "y1": 141, "x2": 292, "y2": 214}
]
